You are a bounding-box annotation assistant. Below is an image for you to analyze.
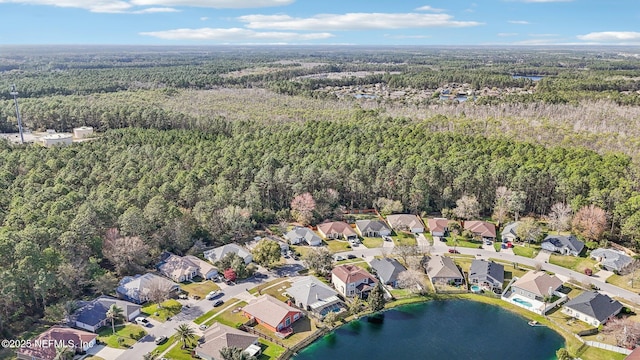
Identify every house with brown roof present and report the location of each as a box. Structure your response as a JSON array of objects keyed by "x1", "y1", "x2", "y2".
[
  {"x1": 195, "y1": 322, "x2": 261, "y2": 360},
  {"x1": 355, "y1": 220, "x2": 391, "y2": 237},
  {"x1": 463, "y1": 220, "x2": 496, "y2": 240},
  {"x1": 317, "y1": 221, "x2": 358, "y2": 241},
  {"x1": 17, "y1": 327, "x2": 97, "y2": 360},
  {"x1": 510, "y1": 271, "x2": 563, "y2": 301},
  {"x1": 157, "y1": 252, "x2": 199, "y2": 282},
  {"x1": 386, "y1": 214, "x2": 425, "y2": 233},
  {"x1": 427, "y1": 218, "x2": 449, "y2": 238},
  {"x1": 242, "y1": 295, "x2": 303, "y2": 336},
  {"x1": 331, "y1": 264, "x2": 378, "y2": 298},
  {"x1": 426, "y1": 255, "x2": 464, "y2": 286}
]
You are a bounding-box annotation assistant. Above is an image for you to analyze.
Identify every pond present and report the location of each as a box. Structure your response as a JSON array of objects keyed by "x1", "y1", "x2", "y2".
[{"x1": 294, "y1": 300, "x2": 564, "y2": 360}]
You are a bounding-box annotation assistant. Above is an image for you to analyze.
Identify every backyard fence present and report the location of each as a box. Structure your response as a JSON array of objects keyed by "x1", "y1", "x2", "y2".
[
  {"x1": 584, "y1": 341, "x2": 632, "y2": 355},
  {"x1": 278, "y1": 327, "x2": 330, "y2": 360}
]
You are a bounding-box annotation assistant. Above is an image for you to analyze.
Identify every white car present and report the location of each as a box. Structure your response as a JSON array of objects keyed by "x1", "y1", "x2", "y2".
[
  {"x1": 205, "y1": 290, "x2": 220, "y2": 300},
  {"x1": 135, "y1": 317, "x2": 151, "y2": 327},
  {"x1": 335, "y1": 255, "x2": 345, "y2": 261}
]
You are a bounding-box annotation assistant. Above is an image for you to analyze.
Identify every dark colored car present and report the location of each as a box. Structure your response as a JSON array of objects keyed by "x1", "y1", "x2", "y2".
[
  {"x1": 347, "y1": 254, "x2": 357, "y2": 259},
  {"x1": 213, "y1": 299, "x2": 224, "y2": 307},
  {"x1": 448, "y1": 249, "x2": 460, "y2": 254}
]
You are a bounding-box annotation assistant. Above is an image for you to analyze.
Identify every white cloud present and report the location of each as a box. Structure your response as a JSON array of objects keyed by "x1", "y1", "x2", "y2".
[
  {"x1": 508, "y1": 20, "x2": 530, "y2": 24},
  {"x1": 577, "y1": 31, "x2": 640, "y2": 43},
  {"x1": 200, "y1": 16, "x2": 208, "y2": 21},
  {"x1": 497, "y1": 32, "x2": 518, "y2": 37},
  {"x1": 130, "y1": 0, "x2": 294, "y2": 8},
  {"x1": 0, "y1": 0, "x2": 292, "y2": 12},
  {"x1": 139, "y1": 27, "x2": 334, "y2": 41},
  {"x1": 414, "y1": 5, "x2": 445, "y2": 12},
  {"x1": 238, "y1": 13, "x2": 482, "y2": 31}
]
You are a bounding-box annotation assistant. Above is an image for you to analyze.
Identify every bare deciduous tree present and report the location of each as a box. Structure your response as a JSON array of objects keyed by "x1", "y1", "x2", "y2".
[
  {"x1": 453, "y1": 195, "x2": 480, "y2": 220},
  {"x1": 146, "y1": 278, "x2": 175, "y2": 306},
  {"x1": 290, "y1": 192, "x2": 316, "y2": 225},
  {"x1": 548, "y1": 203, "x2": 572, "y2": 233},
  {"x1": 603, "y1": 317, "x2": 640, "y2": 348},
  {"x1": 103, "y1": 236, "x2": 150, "y2": 276},
  {"x1": 375, "y1": 197, "x2": 404, "y2": 216},
  {"x1": 572, "y1": 204, "x2": 607, "y2": 241},
  {"x1": 397, "y1": 269, "x2": 427, "y2": 294},
  {"x1": 515, "y1": 217, "x2": 542, "y2": 244}
]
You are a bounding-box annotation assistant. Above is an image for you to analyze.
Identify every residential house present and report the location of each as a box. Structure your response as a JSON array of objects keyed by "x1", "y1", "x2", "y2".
[
  {"x1": 17, "y1": 327, "x2": 97, "y2": 360},
  {"x1": 286, "y1": 276, "x2": 344, "y2": 317},
  {"x1": 204, "y1": 243, "x2": 253, "y2": 265},
  {"x1": 562, "y1": 291, "x2": 623, "y2": 327},
  {"x1": 541, "y1": 235, "x2": 585, "y2": 256},
  {"x1": 157, "y1": 252, "x2": 199, "y2": 283},
  {"x1": 463, "y1": 220, "x2": 496, "y2": 241},
  {"x1": 370, "y1": 257, "x2": 407, "y2": 288},
  {"x1": 427, "y1": 218, "x2": 449, "y2": 238},
  {"x1": 331, "y1": 264, "x2": 378, "y2": 298},
  {"x1": 73, "y1": 296, "x2": 141, "y2": 332},
  {"x1": 468, "y1": 259, "x2": 504, "y2": 292},
  {"x1": 426, "y1": 255, "x2": 464, "y2": 286},
  {"x1": 284, "y1": 227, "x2": 322, "y2": 246},
  {"x1": 355, "y1": 220, "x2": 392, "y2": 237},
  {"x1": 590, "y1": 248, "x2": 634, "y2": 273},
  {"x1": 194, "y1": 322, "x2": 261, "y2": 360},
  {"x1": 501, "y1": 222, "x2": 520, "y2": 243},
  {"x1": 242, "y1": 295, "x2": 303, "y2": 335},
  {"x1": 116, "y1": 273, "x2": 180, "y2": 304},
  {"x1": 386, "y1": 214, "x2": 425, "y2": 233},
  {"x1": 184, "y1": 255, "x2": 219, "y2": 280},
  {"x1": 317, "y1": 221, "x2": 358, "y2": 241},
  {"x1": 510, "y1": 271, "x2": 563, "y2": 301}
]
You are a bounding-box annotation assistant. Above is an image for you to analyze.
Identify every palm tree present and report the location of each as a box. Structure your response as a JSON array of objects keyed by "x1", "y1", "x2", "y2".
[
  {"x1": 54, "y1": 345, "x2": 74, "y2": 360},
  {"x1": 175, "y1": 323, "x2": 196, "y2": 349},
  {"x1": 105, "y1": 304, "x2": 124, "y2": 334},
  {"x1": 219, "y1": 346, "x2": 257, "y2": 360}
]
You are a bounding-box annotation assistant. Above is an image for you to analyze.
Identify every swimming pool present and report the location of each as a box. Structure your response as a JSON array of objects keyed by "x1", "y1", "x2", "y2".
[
  {"x1": 513, "y1": 298, "x2": 533, "y2": 308},
  {"x1": 470, "y1": 285, "x2": 481, "y2": 293}
]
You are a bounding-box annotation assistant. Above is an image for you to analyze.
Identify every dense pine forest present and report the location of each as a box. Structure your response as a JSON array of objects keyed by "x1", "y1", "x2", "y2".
[{"x1": 1, "y1": 45, "x2": 640, "y2": 340}]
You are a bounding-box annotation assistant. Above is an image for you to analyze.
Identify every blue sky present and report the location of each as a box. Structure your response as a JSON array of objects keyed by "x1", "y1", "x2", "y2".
[{"x1": 0, "y1": 0, "x2": 639, "y2": 45}]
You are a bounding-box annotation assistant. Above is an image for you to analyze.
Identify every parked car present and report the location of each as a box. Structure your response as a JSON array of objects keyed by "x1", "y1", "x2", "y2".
[
  {"x1": 335, "y1": 255, "x2": 345, "y2": 261},
  {"x1": 448, "y1": 249, "x2": 460, "y2": 254},
  {"x1": 192, "y1": 295, "x2": 201, "y2": 300},
  {"x1": 178, "y1": 293, "x2": 188, "y2": 300},
  {"x1": 205, "y1": 290, "x2": 220, "y2": 300},
  {"x1": 154, "y1": 335, "x2": 167, "y2": 345},
  {"x1": 383, "y1": 235, "x2": 392, "y2": 242},
  {"x1": 584, "y1": 268, "x2": 593, "y2": 276},
  {"x1": 347, "y1": 254, "x2": 357, "y2": 259},
  {"x1": 199, "y1": 324, "x2": 208, "y2": 330},
  {"x1": 135, "y1": 317, "x2": 151, "y2": 327},
  {"x1": 213, "y1": 299, "x2": 224, "y2": 307}
]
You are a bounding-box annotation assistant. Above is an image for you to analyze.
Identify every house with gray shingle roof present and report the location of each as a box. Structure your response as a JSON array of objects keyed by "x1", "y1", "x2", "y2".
[
  {"x1": 370, "y1": 258, "x2": 407, "y2": 288},
  {"x1": 116, "y1": 273, "x2": 180, "y2": 304},
  {"x1": 73, "y1": 296, "x2": 141, "y2": 332},
  {"x1": 195, "y1": 322, "x2": 261, "y2": 360},
  {"x1": 501, "y1": 222, "x2": 520, "y2": 243},
  {"x1": 541, "y1": 234, "x2": 585, "y2": 257},
  {"x1": 204, "y1": 243, "x2": 253, "y2": 265},
  {"x1": 468, "y1": 259, "x2": 504, "y2": 292},
  {"x1": 590, "y1": 248, "x2": 634, "y2": 273},
  {"x1": 510, "y1": 271, "x2": 563, "y2": 301},
  {"x1": 426, "y1": 255, "x2": 464, "y2": 286},
  {"x1": 284, "y1": 227, "x2": 322, "y2": 246},
  {"x1": 386, "y1": 214, "x2": 425, "y2": 233},
  {"x1": 562, "y1": 291, "x2": 622, "y2": 327},
  {"x1": 355, "y1": 220, "x2": 391, "y2": 237},
  {"x1": 287, "y1": 276, "x2": 344, "y2": 317}
]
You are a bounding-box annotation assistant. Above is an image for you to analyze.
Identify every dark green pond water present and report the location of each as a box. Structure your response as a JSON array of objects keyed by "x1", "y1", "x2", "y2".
[{"x1": 295, "y1": 300, "x2": 564, "y2": 360}]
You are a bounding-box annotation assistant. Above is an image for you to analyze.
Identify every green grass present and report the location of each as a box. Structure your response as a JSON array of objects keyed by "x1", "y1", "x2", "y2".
[
  {"x1": 290, "y1": 245, "x2": 313, "y2": 258},
  {"x1": 151, "y1": 334, "x2": 178, "y2": 355},
  {"x1": 258, "y1": 339, "x2": 286, "y2": 360},
  {"x1": 512, "y1": 245, "x2": 538, "y2": 258},
  {"x1": 199, "y1": 300, "x2": 249, "y2": 327},
  {"x1": 255, "y1": 281, "x2": 292, "y2": 302},
  {"x1": 163, "y1": 335, "x2": 200, "y2": 360},
  {"x1": 180, "y1": 280, "x2": 220, "y2": 299},
  {"x1": 452, "y1": 258, "x2": 475, "y2": 273},
  {"x1": 493, "y1": 242, "x2": 502, "y2": 252},
  {"x1": 255, "y1": 316, "x2": 319, "y2": 348},
  {"x1": 248, "y1": 278, "x2": 290, "y2": 296},
  {"x1": 392, "y1": 232, "x2": 418, "y2": 246},
  {"x1": 578, "y1": 347, "x2": 626, "y2": 360},
  {"x1": 362, "y1": 237, "x2": 383, "y2": 248},
  {"x1": 141, "y1": 299, "x2": 183, "y2": 322},
  {"x1": 96, "y1": 324, "x2": 146, "y2": 348},
  {"x1": 325, "y1": 239, "x2": 351, "y2": 253},
  {"x1": 445, "y1": 236, "x2": 483, "y2": 249},
  {"x1": 606, "y1": 273, "x2": 640, "y2": 292},
  {"x1": 549, "y1": 254, "x2": 598, "y2": 273}
]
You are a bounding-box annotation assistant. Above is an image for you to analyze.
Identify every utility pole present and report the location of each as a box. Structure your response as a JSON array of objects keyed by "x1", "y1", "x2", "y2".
[{"x1": 10, "y1": 84, "x2": 24, "y2": 144}]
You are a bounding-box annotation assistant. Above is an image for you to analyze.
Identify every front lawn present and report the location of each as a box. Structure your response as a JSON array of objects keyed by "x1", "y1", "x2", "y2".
[
  {"x1": 97, "y1": 324, "x2": 146, "y2": 348},
  {"x1": 290, "y1": 245, "x2": 313, "y2": 258},
  {"x1": 512, "y1": 245, "x2": 538, "y2": 258},
  {"x1": 392, "y1": 232, "x2": 418, "y2": 246},
  {"x1": 445, "y1": 236, "x2": 483, "y2": 249},
  {"x1": 164, "y1": 335, "x2": 200, "y2": 360},
  {"x1": 200, "y1": 300, "x2": 249, "y2": 327},
  {"x1": 141, "y1": 299, "x2": 183, "y2": 322},
  {"x1": 326, "y1": 240, "x2": 351, "y2": 253},
  {"x1": 255, "y1": 281, "x2": 292, "y2": 302},
  {"x1": 606, "y1": 273, "x2": 640, "y2": 292},
  {"x1": 249, "y1": 278, "x2": 290, "y2": 296},
  {"x1": 180, "y1": 280, "x2": 220, "y2": 299},
  {"x1": 549, "y1": 254, "x2": 598, "y2": 273},
  {"x1": 362, "y1": 237, "x2": 383, "y2": 248},
  {"x1": 258, "y1": 339, "x2": 286, "y2": 360}
]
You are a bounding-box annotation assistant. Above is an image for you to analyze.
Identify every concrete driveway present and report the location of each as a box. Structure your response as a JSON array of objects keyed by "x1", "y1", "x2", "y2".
[{"x1": 85, "y1": 344, "x2": 126, "y2": 360}]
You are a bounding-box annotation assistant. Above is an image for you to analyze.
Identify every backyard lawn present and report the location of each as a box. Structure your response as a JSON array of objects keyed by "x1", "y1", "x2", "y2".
[
  {"x1": 259, "y1": 339, "x2": 286, "y2": 360},
  {"x1": 578, "y1": 347, "x2": 626, "y2": 360},
  {"x1": 512, "y1": 245, "x2": 538, "y2": 258},
  {"x1": 200, "y1": 300, "x2": 249, "y2": 327},
  {"x1": 180, "y1": 280, "x2": 220, "y2": 299},
  {"x1": 97, "y1": 324, "x2": 146, "y2": 348},
  {"x1": 141, "y1": 299, "x2": 182, "y2": 322},
  {"x1": 362, "y1": 237, "x2": 383, "y2": 248},
  {"x1": 255, "y1": 316, "x2": 318, "y2": 348},
  {"x1": 549, "y1": 254, "x2": 598, "y2": 273}
]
